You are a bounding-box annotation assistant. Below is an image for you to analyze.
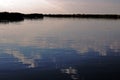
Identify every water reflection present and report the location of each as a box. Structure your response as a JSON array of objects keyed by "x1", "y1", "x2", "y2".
[
  {"x1": 16, "y1": 36, "x2": 120, "y2": 56},
  {"x1": 61, "y1": 67, "x2": 79, "y2": 80},
  {"x1": 0, "y1": 18, "x2": 120, "y2": 80},
  {"x1": 4, "y1": 48, "x2": 40, "y2": 68}
]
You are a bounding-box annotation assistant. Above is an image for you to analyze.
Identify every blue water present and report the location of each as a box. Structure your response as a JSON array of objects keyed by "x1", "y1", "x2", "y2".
[{"x1": 0, "y1": 18, "x2": 120, "y2": 80}]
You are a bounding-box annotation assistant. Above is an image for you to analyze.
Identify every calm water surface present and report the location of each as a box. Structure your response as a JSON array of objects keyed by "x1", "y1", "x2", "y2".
[{"x1": 0, "y1": 18, "x2": 120, "y2": 80}]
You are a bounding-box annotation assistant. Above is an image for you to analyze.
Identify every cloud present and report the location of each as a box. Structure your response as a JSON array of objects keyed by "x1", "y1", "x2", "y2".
[
  {"x1": 0, "y1": 0, "x2": 120, "y2": 13},
  {"x1": 48, "y1": 0, "x2": 120, "y2": 14}
]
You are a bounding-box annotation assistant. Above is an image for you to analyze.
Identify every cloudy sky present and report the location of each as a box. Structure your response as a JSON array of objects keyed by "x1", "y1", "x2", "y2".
[{"x1": 0, "y1": 0, "x2": 120, "y2": 14}]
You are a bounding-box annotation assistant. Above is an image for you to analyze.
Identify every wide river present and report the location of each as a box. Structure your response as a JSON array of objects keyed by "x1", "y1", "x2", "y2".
[{"x1": 0, "y1": 18, "x2": 120, "y2": 80}]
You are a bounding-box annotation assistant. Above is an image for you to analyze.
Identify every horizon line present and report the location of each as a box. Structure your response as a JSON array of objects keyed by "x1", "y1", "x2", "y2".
[{"x1": 0, "y1": 11, "x2": 120, "y2": 15}]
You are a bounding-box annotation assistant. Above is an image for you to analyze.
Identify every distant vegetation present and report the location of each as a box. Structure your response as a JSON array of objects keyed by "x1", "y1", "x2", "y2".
[
  {"x1": 0, "y1": 12, "x2": 24, "y2": 22},
  {"x1": 24, "y1": 13, "x2": 43, "y2": 19},
  {"x1": 0, "y1": 12, "x2": 120, "y2": 22},
  {"x1": 0, "y1": 12, "x2": 43, "y2": 22},
  {"x1": 44, "y1": 14, "x2": 120, "y2": 19}
]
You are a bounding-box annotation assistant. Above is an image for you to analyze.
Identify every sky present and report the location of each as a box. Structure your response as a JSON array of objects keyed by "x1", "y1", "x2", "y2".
[{"x1": 0, "y1": 0, "x2": 120, "y2": 14}]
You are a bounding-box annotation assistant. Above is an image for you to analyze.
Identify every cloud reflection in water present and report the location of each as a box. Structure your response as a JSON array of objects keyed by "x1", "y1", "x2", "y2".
[
  {"x1": 0, "y1": 18, "x2": 120, "y2": 71},
  {"x1": 4, "y1": 48, "x2": 41, "y2": 68}
]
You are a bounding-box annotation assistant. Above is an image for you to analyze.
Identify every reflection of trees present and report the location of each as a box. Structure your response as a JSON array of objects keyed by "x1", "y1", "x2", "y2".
[{"x1": 4, "y1": 49, "x2": 41, "y2": 68}]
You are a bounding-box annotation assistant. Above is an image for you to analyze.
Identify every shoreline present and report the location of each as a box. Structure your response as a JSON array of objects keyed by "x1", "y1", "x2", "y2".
[
  {"x1": 44, "y1": 14, "x2": 120, "y2": 19},
  {"x1": 0, "y1": 12, "x2": 120, "y2": 22}
]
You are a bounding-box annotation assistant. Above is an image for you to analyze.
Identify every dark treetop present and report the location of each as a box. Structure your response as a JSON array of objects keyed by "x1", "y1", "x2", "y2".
[{"x1": 0, "y1": 12, "x2": 43, "y2": 22}]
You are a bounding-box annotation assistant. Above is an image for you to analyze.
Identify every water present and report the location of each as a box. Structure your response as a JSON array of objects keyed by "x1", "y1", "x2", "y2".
[{"x1": 0, "y1": 18, "x2": 120, "y2": 80}]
